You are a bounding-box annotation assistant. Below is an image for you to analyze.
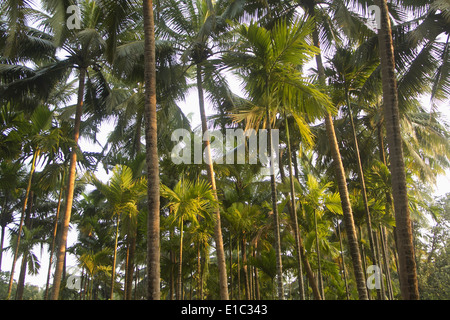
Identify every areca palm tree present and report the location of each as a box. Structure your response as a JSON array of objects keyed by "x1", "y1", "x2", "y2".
[
  {"x1": 6, "y1": 105, "x2": 61, "y2": 299},
  {"x1": 2, "y1": 0, "x2": 115, "y2": 299},
  {"x1": 326, "y1": 46, "x2": 380, "y2": 284},
  {"x1": 89, "y1": 164, "x2": 147, "y2": 299},
  {"x1": 158, "y1": 0, "x2": 243, "y2": 300},
  {"x1": 223, "y1": 17, "x2": 331, "y2": 300},
  {"x1": 285, "y1": 0, "x2": 370, "y2": 300},
  {"x1": 375, "y1": 0, "x2": 420, "y2": 299},
  {"x1": 161, "y1": 177, "x2": 217, "y2": 300},
  {"x1": 143, "y1": 0, "x2": 161, "y2": 300}
]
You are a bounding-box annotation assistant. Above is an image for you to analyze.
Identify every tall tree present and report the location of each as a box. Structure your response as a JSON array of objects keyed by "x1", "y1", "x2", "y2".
[
  {"x1": 375, "y1": 0, "x2": 419, "y2": 299},
  {"x1": 159, "y1": 0, "x2": 240, "y2": 299},
  {"x1": 302, "y1": 0, "x2": 369, "y2": 300},
  {"x1": 224, "y1": 18, "x2": 332, "y2": 299},
  {"x1": 143, "y1": 0, "x2": 161, "y2": 300},
  {"x1": 161, "y1": 177, "x2": 217, "y2": 300}
]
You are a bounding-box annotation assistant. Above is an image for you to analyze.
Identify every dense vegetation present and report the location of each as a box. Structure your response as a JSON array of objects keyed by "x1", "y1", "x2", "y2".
[{"x1": 0, "y1": 0, "x2": 449, "y2": 300}]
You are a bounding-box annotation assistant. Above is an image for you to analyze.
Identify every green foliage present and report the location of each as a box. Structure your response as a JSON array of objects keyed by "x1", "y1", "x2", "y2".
[{"x1": 0, "y1": 0, "x2": 448, "y2": 301}]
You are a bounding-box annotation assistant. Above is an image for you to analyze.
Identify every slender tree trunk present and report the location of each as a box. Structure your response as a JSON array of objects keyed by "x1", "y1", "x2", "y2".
[
  {"x1": 237, "y1": 240, "x2": 241, "y2": 300},
  {"x1": 337, "y1": 221, "x2": 350, "y2": 300},
  {"x1": 196, "y1": 64, "x2": 229, "y2": 300},
  {"x1": 347, "y1": 98, "x2": 381, "y2": 300},
  {"x1": 143, "y1": 0, "x2": 161, "y2": 301},
  {"x1": 16, "y1": 252, "x2": 28, "y2": 300},
  {"x1": 110, "y1": 214, "x2": 120, "y2": 300},
  {"x1": 7, "y1": 149, "x2": 39, "y2": 300},
  {"x1": 125, "y1": 235, "x2": 136, "y2": 300},
  {"x1": 229, "y1": 233, "x2": 233, "y2": 300},
  {"x1": 314, "y1": 209, "x2": 324, "y2": 299},
  {"x1": 0, "y1": 225, "x2": 5, "y2": 271},
  {"x1": 44, "y1": 170, "x2": 65, "y2": 300},
  {"x1": 197, "y1": 241, "x2": 201, "y2": 300},
  {"x1": 347, "y1": 96, "x2": 377, "y2": 264},
  {"x1": 264, "y1": 81, "x2": 284, "y2": 300},
  {"x1": 307, "y1": 2, "x2": 368, "y2": 299},
  {"x1": 374, "y1": 230, "x2": 386, "y2": 300},
  {"x1": 377, "y1": 124, "x2": 395, "y2": 300},
  {"x1": 178, "y1": 218, "x2": 184, "y2": 300},
  {"x1": 284, "y1": 116, "x2": 305, "y2": 300},
  {"x1": 242, "y1": 237, "x2": 250, "y2": 300},
  {"x1": 254, "y1": 249, "x2": 260, "y2": 300},
  {"x1": 375, "y1": 0, "x2": 419, "y2": 300},
  {"x1": 51, "y1": 67, "x2": 86, "y2": 300},
  {"x1": 291, "y1": 154, "x2": 322, "y2": 300},
  {"x1": 380, "y1": 226, "x2": 394, "y2": 300},
  {"x1": 16, "y1": 195, "x2": 34, "y2": 300}
]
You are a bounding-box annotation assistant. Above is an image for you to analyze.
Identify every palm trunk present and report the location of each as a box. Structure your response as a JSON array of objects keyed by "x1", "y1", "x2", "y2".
[
  {"x1": 125, "y1": 235, "x2": 136, "y2": 300},
  {"x1": 307, "y1": 2, "x2": 368, "y2": 300},
  {"x1": 314, "y1": 209, "x2": 324, "y2": 299},
  {"x1": 110, "y1": 214, "x2": 120, "y2": 300},
  {"x1": 196, "y1": 64, "x2": 229, "y2": 300},
  {"x1": 7, "y1": 149, "x2": 39, "y2": 300},
  {"x1": 0, "y1": 225, "x2": 5, "y2": 271},
  {"x1": 380, "y1": 226, "x2": 394, "y2": 300},
  {"x1": 375, "y1": 0, "x2": 419, "y2": 300},
  {"x1": 15, "y1": 251, "x2": 28, "y2": 300},
  {"x1": 229, "y1": 233, "x2": 233, "y2": 300},
  {"x1": 51, "y1": 67, "x2": 86, "y2": 300},
  {"x1": 178, "y1": 217, "x2": 184, "y2": 300},
  {"x1": 197, "y1": 241, "x2": 201, "y2": 300},
  {"x1": 337, "y1": 220, "x2": 350, "y2": 300},
  {"x1": 347, "y1": 96, "x2": 377, "y2": 263},
  {"x1": 16, "y1": 196, "x2": 33, "y2": 301},
  {"x1": 264, "y1": 81, "x2": 284, "y2": 300},
  {"x1": 44, "y1": 169, "x2": 65, "y2": 300},
  {"x1": 143, "y1": 0, "x2": 161, "y2": 301},
  {"x1": 347, "y1": 98, "x2": 381, "y2": 300},
  {"x1": 284, "y1": 116, "x2": 305, "y2": 300},
  {"x1": 290, "y1": 153, "x2": 322, "y2": 300},
  {"x1": 242, "y1": 237, "x2": 250, "y2": 300}
]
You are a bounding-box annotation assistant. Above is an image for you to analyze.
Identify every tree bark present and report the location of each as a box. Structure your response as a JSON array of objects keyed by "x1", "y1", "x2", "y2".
[
  {"x1": 125, "y1": 235, "x2": 136, "y2": 300},
  {"x1": 7, "y1": 150, "x2": 39, "y2": 300},
  {"x1": 375, "y1": 0, "x2": 419, "y2": 300},
  {"x1": 51, "y1": 67, "x2": 86, "y2": 300},
  {"x1": 44, "y1": 169, "x2": 65, "y2": 300},
  {"x1": 196, "y1": 64, "x2": 229, "y2": 300},
  {"x1": 307, "y1": 2, "x2": 368, "y2": 300},
  {"x1": 284, "y1": 116, "x2": 306, "y2": 300},
  {"x1": 143, "y1": 0, "x2": 161, "y2": 301},
  {"x1": 110, "y1": 215, "x2": 120, "y2": 300}
]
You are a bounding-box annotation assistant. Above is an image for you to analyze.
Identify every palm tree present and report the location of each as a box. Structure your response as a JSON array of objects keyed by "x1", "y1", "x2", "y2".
[
  {"x1": 0, "y1": 160, "x2": 24, "y2": 272},
  {"x1": 143, "y1": 0, "x2": 161, "y2": 301},
  {"x1": 375, "y1": 0, "x2": 419, "y2": 299},
  {"x1": 297, "y1": 174, "x2": 342, "y2": 298},
  {"x1": 5, "y1": 0, "x2": 115, "y2": 299},
  {"x1": 223, "y1": 17, "x2": 331, "y2": 300},
  {"x1": 326, "y1": 47, "x2": 380, "y2": 285},
  {"x1": 161, "y1": 177, "x2": 217, "y2": 300},
  {"x1": 293, "y1": 0, "x2": 369, "y2": 300},
  {"x1": 158, "y1": 0, "x2": 243, "y2": 299},
  {"x1": 89, "y1": 164, "x2": 147, "y2": 299},
  {"x1": 6, "y1": 105, "x2": 60, "y2": 299}
]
